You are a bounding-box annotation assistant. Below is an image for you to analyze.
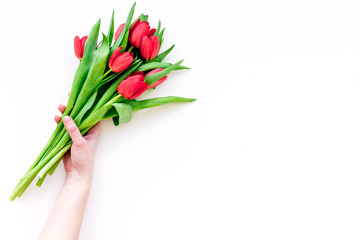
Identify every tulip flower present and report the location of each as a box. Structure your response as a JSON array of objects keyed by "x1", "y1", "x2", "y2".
[
  {"x1": 74, "y1": 36, "x2": 88, "y2": 60},
  {"x1": 108, "y1": 47, "x2": 134, "y2": 73},
  {"x1": 129, "y1": 20, "x2": 150, "y2": 48},
  {"x1": 145, "y1": 68, "x2": 167, "y2": 88},
  {"x1": 117, "y1": 74, "x2": 149, "y2": 99},
  {"x1": 140, "y1": 36, "x2": 160, "y2": 60},
  {"x1": 114, "y1": 23, "x2": 125, "y2": 41}
]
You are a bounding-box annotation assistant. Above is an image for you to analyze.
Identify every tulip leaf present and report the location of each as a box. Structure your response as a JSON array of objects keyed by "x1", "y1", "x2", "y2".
[
  {"x1": 144, "y1": 60, "x2": 184, "y2": 86},
  {"x1": 137, "y1": 61, "x2": 189, "y2": 72},
  {"x1": 131, "y1": 15, "x2": 141, "y2": 26},
  {"x1": 65, "y1": 19, "x2": 101, "y2": 116},
  {"x1": 110, "y1": 103, "x2": 133, "y2": 126},
  {"x1": 120, "y1": 30, "x2": 130, "y2": 53},
  {"x1": 154, "y1": 20, "x2": 161, "y2": 36},
  {"x1": 149, "y1": 44, "x2": 174, "y2": 62},
  {"x1": 74, "y1": 91, "x2": 98, "y2": 124},
  {"x1": 158, "y1": 28, "x2": 165, "y2": 47},
  {"x1": 107, "y1": 11, "x2": 115, "y2": 46},
  {"x1": 71, "y1": 34, "x2": 110, "y2": 118},
  {"x1": 139, "y1": 13, "x2": 148, "y2": 22},
  {"x1": 125, "y1": 96, "x2": 196, "y2": 111},
  {"x1": 110, "y1": 2, "x2": 136, "y2": 55}
]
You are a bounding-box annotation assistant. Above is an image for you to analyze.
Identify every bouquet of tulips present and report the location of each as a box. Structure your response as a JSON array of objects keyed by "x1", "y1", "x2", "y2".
[{"x1": 10, "y1": 3, "x2": 195, "y2": 201}]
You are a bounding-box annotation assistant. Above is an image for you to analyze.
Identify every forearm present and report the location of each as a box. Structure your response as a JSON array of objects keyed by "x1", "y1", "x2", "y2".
[{"x1": 38, "y1": 174, "x2": 92, "y2": 240}]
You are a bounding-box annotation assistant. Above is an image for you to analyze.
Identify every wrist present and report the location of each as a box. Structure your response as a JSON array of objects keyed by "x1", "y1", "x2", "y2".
[{"x1": 65, "y1": 172, "x2": 93, "y2": 188}]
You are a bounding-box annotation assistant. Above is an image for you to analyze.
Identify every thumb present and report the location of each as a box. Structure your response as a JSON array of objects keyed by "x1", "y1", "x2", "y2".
[{"x1": 63, "y1": 116, "x2": 86, "y2": 148}]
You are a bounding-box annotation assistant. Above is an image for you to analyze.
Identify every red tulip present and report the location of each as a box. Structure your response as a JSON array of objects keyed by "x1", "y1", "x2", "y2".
[
  {"x1": 108, "y1": 47, "x2": 133, "y2": 73},
  {"x1": 145, "y1": 68, "x2": 167, "y2": 88},
  {"x1": 117, "y1": 74, "x2": 149, "y2": 99},
  {"x1": 114, "y1": 23, "x2": 125, "y2": 41},
  {"x1": 140, "y1": 36, "x2": 160, "y2": 60},
  {"x1": 74, "y1": 36, "x2": 88, "y2": 60},
  {"x1": 129, "y1": 20, "x2": 150, "y2": 48}
]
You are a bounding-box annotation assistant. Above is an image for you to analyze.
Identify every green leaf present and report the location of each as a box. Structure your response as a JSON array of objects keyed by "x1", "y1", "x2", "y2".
[
  {"x1": 74, "y1": 91, "x2": 98, "y2": 124},
  {"x1": 158, "y1": 28, "x2": 165, "y2": 47},
  {"x1": 120, "y1": 30, "x2": 130, "y2": 52},
  {"x1": 139, "y1": 13, "x2": 148, "y2": 22},
  {"x1": 144, "y1": 59, "x2": 184, "y2": 86},
  {"x1": 107, "y1": 11, "x2": 115, "y2": 46},
  {"x1": 71, "y1": 34, "x2": 110, "y2": 118},
  {"x1": 125, "y1": 96, "x2": 196, "y2": 111},
  {"x1": 110, "y1": 2, "x2": 136, "y2": 54},
  {"x1": 153, "y1": 20, "x2": 161, "y2": 36},
  {"x1": 149, "y1": 44, "x2": 174, "y2": 62},
  {"x1": 137, "y1": 61, "x2": 189, "y2": 72},
  {"x1": 110, "y1": 103, "x2": 133, "y2": 126},
  {"x1": 65, "y1": 19, "x2": 101, "y2": 115}
]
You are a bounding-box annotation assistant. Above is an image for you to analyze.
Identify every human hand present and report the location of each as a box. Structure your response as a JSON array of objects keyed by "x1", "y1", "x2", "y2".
[{"x1": 55, "y1": 104, "x2": 101, "y2": 182}]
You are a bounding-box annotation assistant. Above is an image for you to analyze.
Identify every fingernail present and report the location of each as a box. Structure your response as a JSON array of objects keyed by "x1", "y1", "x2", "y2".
[{"x1": 63, "y1": 116, "x2": 71, "y2": 124}]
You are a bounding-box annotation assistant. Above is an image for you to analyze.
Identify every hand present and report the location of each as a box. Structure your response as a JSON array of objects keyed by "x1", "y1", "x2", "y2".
[{"x1": 55, "y1": 104, "x2": 101, "y2": 182}]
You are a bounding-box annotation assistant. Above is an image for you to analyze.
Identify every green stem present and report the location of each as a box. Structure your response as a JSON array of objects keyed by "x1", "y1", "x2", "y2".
[
  {"x1": 106, "y1": 94, "x2": 123, "y2": 106},
  {"x1": 103, "y1": 69, "x2": 112, "y2": 78},
  {"x1": 127, "y1": 45, "x2": 134, "y2": 52},
  {"x1": 38, "y1": 144, "x2": 71, "y2": 178}
]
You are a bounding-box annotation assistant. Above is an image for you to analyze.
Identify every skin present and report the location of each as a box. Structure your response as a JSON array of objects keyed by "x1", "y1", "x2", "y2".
[{"x1": 38, "y1": 104, "x2": 100, "y2": 240}]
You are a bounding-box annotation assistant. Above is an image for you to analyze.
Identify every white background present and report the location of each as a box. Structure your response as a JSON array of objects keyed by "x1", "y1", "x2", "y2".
[{"x1": 1, "y1": 0, "x2": 360, "y2": 239}]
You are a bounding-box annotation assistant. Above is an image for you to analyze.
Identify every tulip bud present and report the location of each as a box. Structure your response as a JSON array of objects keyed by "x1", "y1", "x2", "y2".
[
  {"x1": 108, "y1": 47, "x2": 133, "y2": 73},
  {"x1": 129, "y1": 20, "x2": 150, "y2": 48},
  {"x1": 117, "y1": 74, "x2": 149, "y2": 99},
  {"x1": 145, "y1": 68, "x2": 167, "y2": 88},
  {"x1": 114, "y1": 23, "x2": 125, "y2": 42},
  {"x1": 140, "y1": 36, "x2": 160, "y2": 60},
  {"x1": 74, "y1": 36, "x2": 88, "y2": 60}
]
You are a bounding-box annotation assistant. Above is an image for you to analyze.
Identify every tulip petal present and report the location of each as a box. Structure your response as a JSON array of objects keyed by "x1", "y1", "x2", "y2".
[
  {"x1": 111, "y1": 52, "x2": 133, "y2": 73},
  {"x1": 149, "y1": 28, "x2": 156, "y2": 36},
  {"x1": 74, "y1": 36, "x2": 82, "y2": 60},
  {"x1": 140, "y1": 36, "x2": 152, "y2": 60},
  {"x1": 129, "y1": 19, "x2": 140, "y2": 36},
  {"x1": 150, "y1": 36, "x2": 160, "y2": 59},
  {"x1": 115, "y1": 23, "x2": 125, "y2": 41},
  {"x1": 108, "y1": 47, "x2": 122, "y2": 68}
]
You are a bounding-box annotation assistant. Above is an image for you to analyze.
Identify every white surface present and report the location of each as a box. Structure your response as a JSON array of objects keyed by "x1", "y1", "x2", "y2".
[{"x1": 1, "y1": 0, "x2": 360, "y2": 239}]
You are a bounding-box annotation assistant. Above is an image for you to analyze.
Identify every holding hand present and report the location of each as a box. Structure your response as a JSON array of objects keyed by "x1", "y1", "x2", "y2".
[{"x1": 55, "y1": 104, "x2": 101, "y2": 181}]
